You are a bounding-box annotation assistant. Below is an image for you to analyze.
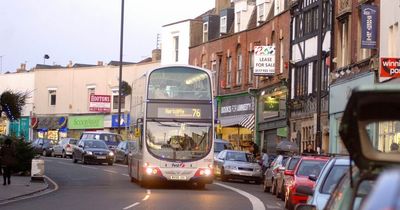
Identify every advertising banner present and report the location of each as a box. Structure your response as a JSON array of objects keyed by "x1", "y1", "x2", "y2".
[
  {"x1": 361, "y1": 4, "x2": 378, "y2": 49},
  {"x1": 220, "y1": 95, "x2": 254, "y2": 117},
  {"x1": 380, "y1": 57, "x2": 400, "y2": 79},
  {"x1": 254, "y1": 46, "x2": 275, "y2": 75},
  {"x1": 89, "y1": 95, "x2": 111, "y2": 112},
  {"x1": 68, "y1": 115, "x2": 104, "y2": 129}
]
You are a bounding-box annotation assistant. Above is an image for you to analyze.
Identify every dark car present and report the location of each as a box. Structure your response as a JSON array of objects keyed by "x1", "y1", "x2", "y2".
[
  {"x1": 115, "y1": 140, "x2": 137, "y2": 164},
  {"x1": 80, "y1": 131, "x2": 123, "y2": 151},
  {"x1": 263, "y1": 154, "x2": 290, "y2": 193},
  {"x1": 31, "y1": 138, "x2": 55, "y2": 156},
  {"x1": 72, "y1": 139, "x2": 115, "y2": 165}
]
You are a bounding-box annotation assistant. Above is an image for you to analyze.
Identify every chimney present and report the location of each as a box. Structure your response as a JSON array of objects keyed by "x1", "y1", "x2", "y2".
[
  {"x1": 152, "y1": 49, "x2": 161, "y2": 61},
  {"x1": 215, "y1": 0, "x2": 231, "y2": 15},
  {"x1": 97, "y1": 61, "x2": 104, "y2": 66},
  {"x1": 16, "y1": 63, "x2": 27, "y2": 73},
  {"x1": 67, "y1": 60, "x2": 73, "y2": 68}
]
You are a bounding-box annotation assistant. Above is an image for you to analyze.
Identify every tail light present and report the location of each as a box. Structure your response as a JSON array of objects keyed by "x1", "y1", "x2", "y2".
[
  {"x1": 194, "y1": 168, "x2": 213, "y2": 177},
  {"x1": 66, "y1": 144, "x2": 71, "y2": 148},
  {"x1": 143, "y1": 163, "x2": 163, "y2": 176}
]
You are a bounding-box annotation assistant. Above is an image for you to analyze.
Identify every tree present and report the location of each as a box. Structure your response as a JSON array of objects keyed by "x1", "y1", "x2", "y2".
[
  {"x1": 0, "y1": 90, "x2": 29, "y2": 121},
  {"x1": 121, "y1": 81, "x2": 132, "y2": 96}
]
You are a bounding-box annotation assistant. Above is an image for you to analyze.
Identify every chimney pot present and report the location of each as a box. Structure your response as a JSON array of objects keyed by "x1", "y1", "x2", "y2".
[{"x1": 97, "y1": 61, "x2": 104, "y2": 66}]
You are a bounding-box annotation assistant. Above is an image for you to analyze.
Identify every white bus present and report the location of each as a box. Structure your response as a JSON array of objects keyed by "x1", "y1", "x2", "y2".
[{"x1": 129, "y1": 65, "x2": 214, "y2": 189}]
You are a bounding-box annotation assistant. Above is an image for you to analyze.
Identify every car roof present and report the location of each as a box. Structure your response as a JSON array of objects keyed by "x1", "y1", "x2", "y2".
[
  {"x1": 300, "y1": 155, "x2": 330, "y2": 161},
  {"x1": 331, "y1": 156, "x2": 351, "y2": 165},
  {"x1": 82, "y1": 131, "x2": 120, "y2": 135},
  {"x1": 224, "y1": 150, "x2": 248, "y2": 154}
]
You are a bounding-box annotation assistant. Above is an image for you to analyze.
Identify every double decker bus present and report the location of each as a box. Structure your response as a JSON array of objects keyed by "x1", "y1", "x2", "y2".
[{"x1": 129, "y1": 65, "x2": 214, "y2": 189}]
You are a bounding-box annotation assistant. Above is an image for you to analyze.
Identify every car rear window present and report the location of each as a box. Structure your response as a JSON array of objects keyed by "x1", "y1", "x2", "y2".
[
  {"x1": 321, "y1": 165, "x2": 348, "y2": 194},
  {"x1": 287, "y1": 158, "x2": 300, "y2": 170},
  {"x1": 69, "y1": 139, "x2": 78, "y2": 145},
  {"x1": 214, "y1": 142, "x2": 232, "y2": 153},
  {"x1": 296, "y1": 160, "x2": 327, "y2": 177}
]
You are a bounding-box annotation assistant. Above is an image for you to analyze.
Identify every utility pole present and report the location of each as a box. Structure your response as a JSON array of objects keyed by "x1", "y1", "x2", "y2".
[
  {"x1": 117, "y1": 0, "x2": 125, "y2": 134},
  {"x1": 315, "y1": 0, "x2": 325, "y2": 153}
]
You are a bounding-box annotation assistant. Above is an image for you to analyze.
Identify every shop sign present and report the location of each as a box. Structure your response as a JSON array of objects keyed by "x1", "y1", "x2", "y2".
[
  {"x1": 361, "y1": 4, "x2": 377, "y2": 49},
  {"x1": 68, "y1": 115, "x2": 104, "y2": 129},
  {"x1": 380, "y1": 57, "x2": 400, "y2": 79},
  {"x1": 111, "y1": 114, "x2": 130, "y2": 128},
  {"x1": 220, "y1": 95, "x2": 254, "y2": 117},
  {"x1": 89, "y1": 95, "x2": 111, "y2": 112},
  {"x1": 254, "y1": 46, "x2": 275, "y2": 75}
]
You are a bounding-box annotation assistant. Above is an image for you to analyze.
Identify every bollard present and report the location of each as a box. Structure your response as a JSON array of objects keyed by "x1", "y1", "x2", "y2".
[{"x1": 31, "y1": 157, "x2": 45, "y2": 182}]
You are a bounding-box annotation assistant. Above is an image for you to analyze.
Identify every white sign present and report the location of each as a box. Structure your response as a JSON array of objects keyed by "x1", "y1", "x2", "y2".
[
  {"x1": 89, "y1": 95, "x2": 111, "y2": 112},
  {"x1": 254, "y1": 46, "x2": 275, "y2": 75}
]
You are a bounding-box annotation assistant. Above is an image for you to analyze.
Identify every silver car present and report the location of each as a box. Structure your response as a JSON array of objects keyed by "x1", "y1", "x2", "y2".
[
  {"x1": 214, "y1": 150, "x2": 262, "y2": 184},
  {"x1": 52, "y1": 138, "x2": 78, "y2": 158}
]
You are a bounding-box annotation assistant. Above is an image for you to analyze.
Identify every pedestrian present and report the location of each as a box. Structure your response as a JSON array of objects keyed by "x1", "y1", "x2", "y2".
[
  {"x1": 261, "y1": 148, "x2": 269, "y2": 174},
  {"x1": 303, "y1": 144, "x2": 317, "y2": 154},
  {"x1": 0, "y1": 138, "x2": 16, "y2": 185},
  {"x1": 249, "y1": 141, "x2": 260, "y2": 158}
]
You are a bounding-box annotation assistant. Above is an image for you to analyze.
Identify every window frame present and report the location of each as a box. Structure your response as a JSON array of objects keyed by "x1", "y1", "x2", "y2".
[{"x1": 48, "y1": 88, "x2": 57, "y2": 106}]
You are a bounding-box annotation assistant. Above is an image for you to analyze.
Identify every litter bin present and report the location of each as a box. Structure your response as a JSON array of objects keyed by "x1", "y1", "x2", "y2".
[{"x1": 31, "y1": 157, "x2": 45, "y2": 182}]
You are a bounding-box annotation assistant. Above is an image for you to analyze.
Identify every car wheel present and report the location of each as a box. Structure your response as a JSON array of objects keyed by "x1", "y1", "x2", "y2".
[
  {"x1": 73, "y1": 154, "x2": 78, "y2": 163},
  {"x1": 62, "y1": 150, "x2": 66, "y2": 158},
  {"x1": 42, "y1": 150, "x2": 47, "y2": 157},
  {"x1": 271, "y1": 179, "x2": 277, "y2": 195},
  {"x1": 108, "y1": 161, "x2": 113, "y2": 166},
  {"x1": 51, "y1": 150, "x2": 55, "y2": 157},
  {"x1": 123, "y1": 156, "x2": 128, "y2": 165},
  {"x1": 82, "y1": 156, "x2": 87, "y2": 164},
  {"x1": 220, "y1": 167, "x2": 227, "y2": 182},
  {"x1": 263, "y1": 178, "x2": 271, "y2": 192},
  {"x1": 285, "y1": 192, "x2": 293, "y2": 210},
  {"x1": 280, "y1": 183, "x2": 286, "y2": 201}
]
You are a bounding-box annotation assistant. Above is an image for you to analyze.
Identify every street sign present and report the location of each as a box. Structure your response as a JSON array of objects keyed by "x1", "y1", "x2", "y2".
[{"x1": 254, "y1": 45, "x2": 275, "y2": 75}]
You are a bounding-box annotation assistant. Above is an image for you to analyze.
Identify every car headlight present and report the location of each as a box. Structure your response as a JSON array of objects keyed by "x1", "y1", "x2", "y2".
[
  {"x1": 109, "y1": 151, "x2": 114, "y2": 156},
  {"x1": 225, "y1": 165, "x2": 237, "y2": 170},
  {"x1": 255, "y1": 167, "x2": 262, "y2": 172},
  {"x1": 86, "y1": 151, "x2": 93, "y2": 155}
]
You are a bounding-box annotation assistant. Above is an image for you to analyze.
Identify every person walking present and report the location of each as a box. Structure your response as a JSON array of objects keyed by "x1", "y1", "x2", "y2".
[
  {"x1": 303, "y1": 144, "x2": 317, "y2": 154},
  {"x1": 0, "y1": 138, "x2": 16, "y2": 185}
]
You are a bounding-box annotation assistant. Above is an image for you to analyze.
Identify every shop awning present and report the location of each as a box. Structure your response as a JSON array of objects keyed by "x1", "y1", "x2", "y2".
[
  {"x1": 219, "y1": 115, "x2": 248, "y2": 127},
  {"x1": 240, "y1": 114, "x2": 255, "y2": 131}
]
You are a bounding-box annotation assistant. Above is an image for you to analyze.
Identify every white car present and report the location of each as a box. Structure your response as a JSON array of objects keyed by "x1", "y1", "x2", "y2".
[{"x1": 52, "y1": 138, "x2": 78, "y2": 158}]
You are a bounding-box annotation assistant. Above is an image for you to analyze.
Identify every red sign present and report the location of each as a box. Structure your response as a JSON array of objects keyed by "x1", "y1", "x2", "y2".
[
  {"x1": 89, "y1": 95, "x2": 111, "y2": 112},
  {"x1": 380, "y1": 57, "x2": 400, "y2": 78}
]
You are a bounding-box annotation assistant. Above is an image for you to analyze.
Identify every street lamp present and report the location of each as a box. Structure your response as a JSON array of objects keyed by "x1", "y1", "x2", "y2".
[{"x1": 117, "y1": 0, "x2": 125, "y2": 134}]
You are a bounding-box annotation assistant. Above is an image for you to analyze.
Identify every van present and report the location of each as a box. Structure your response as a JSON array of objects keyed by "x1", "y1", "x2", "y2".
[{"x1": 80, "y1": 131, "x2": 123, "y2": 150}]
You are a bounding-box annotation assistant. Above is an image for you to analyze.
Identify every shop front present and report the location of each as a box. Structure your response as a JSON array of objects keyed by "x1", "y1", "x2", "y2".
[
  {"x1": 0, "y1": 116, "x2": 8, "y2": 135},
  {"x1": 104, "y1": 113, "x2": 131, "y2": 139},
  {"x1": 217, "y1": 93, "x2": 255, "y2": 150},
  {"x1": 35, "y1": 116, "x2": 68, "y2": 144},
  {"x1": 8, "y1": 116, "x2": 30, "y2": 140},
  {"x1": 67, "y1": 115, "x2": 104, "y2": 139},
  {"x1": 257, "y1": 86, "x2": 289, "y2": 154}
]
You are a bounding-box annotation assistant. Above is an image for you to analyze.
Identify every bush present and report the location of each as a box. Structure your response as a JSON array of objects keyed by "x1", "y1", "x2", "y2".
[{"x1": 11, "y1": 137, "x2": 35, "y2": 175}]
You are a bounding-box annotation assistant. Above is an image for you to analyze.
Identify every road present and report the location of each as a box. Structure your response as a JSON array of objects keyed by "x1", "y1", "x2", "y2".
[{"x1": 1, "y1": 157, "x2": 284, "y2": 210}]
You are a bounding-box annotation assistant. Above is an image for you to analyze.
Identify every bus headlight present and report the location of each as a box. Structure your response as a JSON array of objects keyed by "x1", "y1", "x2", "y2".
[
  {"x1": 109, "y1": 151, "x2": 114, "y2": 156},
  {"x1": 145, "y1": 167, "x2": 154, "y2": 175}
]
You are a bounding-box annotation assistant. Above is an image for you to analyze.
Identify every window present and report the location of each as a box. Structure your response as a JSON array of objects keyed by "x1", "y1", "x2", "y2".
[
  {"x1": 236, "y1": 48, "x2": 242, "y2": 85},
  {"x1": 87, "y1": 86, "x2": 95, "y2": 108},
  {"x1": 220, "y1": 16, "x2": 227, "y2": 34},
  {"x1": 227, "y1": 56, "x2": 232, "y2": 87},
  {"x1": 236, "y1": 12, "x2": 241, "y2": 32},
  {"x1": 48, "y1": 89, "x2": 57, "y2": 106},
  {"x1": 279, "y1": 40, "x2": 284, "y2": 74},
  {"x1": 248, "y1": 51, "x2": 254, "y2": 83},
  {"x1": 294, "y1": 64, "x2": 309, "y2": 97},
  {"x1": 203, "y1": 22, "x2": 208, "y2": 42},
  {"x1": 388, "y1": 22, "x2": 399, "y2": 56},
  {"x1": 339, "y1": 18, "x2": 350, "y2": 67},
  {"x1": 304, "y1": 6, "x2": 318, "y2": 35},
  {"x1": 173, "y1": 36, "x2": 179, "y2": 62},
  {"x1": 112, "y1": 89, "x2": 125, "y2": 110},
  {"x1": 258, "y1": 3, "x2": 264, "y2": 24}
]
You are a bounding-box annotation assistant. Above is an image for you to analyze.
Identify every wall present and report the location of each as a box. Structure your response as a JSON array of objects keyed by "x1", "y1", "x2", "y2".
[{"x1": 161, "y1": 20, "x2": 192, "y2": 65}]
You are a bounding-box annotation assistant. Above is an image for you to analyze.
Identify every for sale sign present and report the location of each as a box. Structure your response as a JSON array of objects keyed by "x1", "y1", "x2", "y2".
[
  {"x1": 380, "y1": 58, "x2": 400, "y2": 79},
  {"x1": 89, "y1": 95, "x2": 111, "y2": 112},
  {"x1": 254, "y1": 46, "x2": 275, "y2": 75}
]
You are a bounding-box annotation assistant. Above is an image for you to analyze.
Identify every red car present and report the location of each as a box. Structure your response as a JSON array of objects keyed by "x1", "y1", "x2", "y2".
[{"x1": 284, "y1": 155, "x2": 329, "y2": 210}]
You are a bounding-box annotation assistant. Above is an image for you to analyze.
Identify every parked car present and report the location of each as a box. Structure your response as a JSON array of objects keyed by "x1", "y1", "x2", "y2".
[
  {"x1": 214, "y1": 139, "x2": 233, "y2": 160},
  {"x1": 80, "y1": 131, "x2": 123, "y2": 151},
  {"x1": 115, "y1": 140, "x2": 137, "y2": 164},
  {"x1": 52, "y1": 138, "x2": 78, "y2": 158},
  {"x1": 263, "y1": 154, "x2": 290, "y2": 192},
  {"x1": 296, "y1": 85, "x2": 400, "y2": 210},
  {"x1": 31, "y1": 138, "x2": 55, "y2": 156},
  {"x1": 284, "y1": 155, "x2": 329, "y2": 210},
  {"x1": 296, "y1": 156, "x2": 350, "y2": 210},
  {"x1": 72, "y1": 139, "x2": 115, "y2": 165},
  {"x1": 276, "y1": 156, "x2": 301, "y2": 200},
  {"x1": 214, "y1": 150, "x2": 262, "y2": 184}
]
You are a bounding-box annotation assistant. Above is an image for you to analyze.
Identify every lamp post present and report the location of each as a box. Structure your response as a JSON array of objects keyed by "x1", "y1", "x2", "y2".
[{"x1": 117, "y1": 0, "x2": 125, "y2": 134}]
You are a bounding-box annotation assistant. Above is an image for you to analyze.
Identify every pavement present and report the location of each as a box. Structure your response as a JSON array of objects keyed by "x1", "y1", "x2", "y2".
[{"x1": 0, "y1": 175, "x2": 48, "y2": 204}]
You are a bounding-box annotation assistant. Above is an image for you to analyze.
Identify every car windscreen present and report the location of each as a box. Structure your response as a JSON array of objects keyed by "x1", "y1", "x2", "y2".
[
  {"x1": 296, "y1": 160, "x2": 327, "y2": 177},
  {"x1": 226, "y1": 152, "x2": 255, "y2": 163},
  {"x1": 84, "y1": 140, "x2": 108, "y2": 149},
  {"x1": 69, "y1": 139, "x2": 78, "y2": 145},
  {"x1": 287, "y1": 157, "x2": 300, "y2": 170},
  {"x1": 321, "y1": 165, "x2": 349, "y2": 194}
]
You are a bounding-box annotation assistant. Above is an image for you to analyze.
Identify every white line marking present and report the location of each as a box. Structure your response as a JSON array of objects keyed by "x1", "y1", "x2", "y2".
[
  {"x1": 81, "y1": 165, "x2": 98, "y2": 170},
  {"x1": 142, "y1": 195, "x2": 150, "y2": 201},
  {"x1": 215, "y1": 182, "x2": 266, "y2": 210},
  {"x1": 122, "y1": 202, "x2": 140, "y2": 210},
  {"x1": 266, "y1": 204, "x2": 282, "y2": 209},
  {"x1": 147, "y1": 190, "x2": 151, "y2": 195},
  {"x1": 103, "y1": 169, "x2": 118, "y2": 174},
  {"x1": 122, "y1": 174, "x2": 129, "y2": 177}
]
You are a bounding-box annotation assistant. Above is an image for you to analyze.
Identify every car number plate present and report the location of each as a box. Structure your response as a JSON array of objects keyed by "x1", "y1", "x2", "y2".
[
  {"x1": 97, "y1": 156, "x2": 106, "y2": 159},
  {"x1": 170, "y1": 175, "x2": 186, "y2": 180}
]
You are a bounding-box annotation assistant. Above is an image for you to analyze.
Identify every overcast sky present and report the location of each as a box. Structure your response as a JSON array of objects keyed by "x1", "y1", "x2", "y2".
[{"x1": 0, "y1": 0, "x2": 214, "y2": 72}]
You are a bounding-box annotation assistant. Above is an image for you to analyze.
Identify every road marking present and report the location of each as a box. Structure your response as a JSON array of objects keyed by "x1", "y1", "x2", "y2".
[
  {"x1": 81, "y1": 165, "x2": 98, "y2": 170},
  {"x1": 142, "y1": 195, "x2": 150, "y2": 201},
  {"x1": 266, "y1": 204, "x2": 282, "y2": 209},
  {"x1": 122, "y1": 174, "x2": 129, "y2": 177},
  {"x1": 215, "y1": 182, "x2": 266, "y2": 210},
  {"x1": 103, "y1": 169, "x2": 118, "y2": 174},
  {"x1": 147, "y1": 190, "x2": 151, "y2": 195},
  {"x1": 122, "y1": 202, "x2": 140, "y2": 210}
]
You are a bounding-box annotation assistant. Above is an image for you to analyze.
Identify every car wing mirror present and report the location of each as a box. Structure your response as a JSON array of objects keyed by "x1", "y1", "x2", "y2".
[
  {"x1": 296, "y1": 185, "x2": 314, "y2": 196},
  {"x1": 294, "y1": 204, "x2": 317, "y2": 210},
  {"x1": 308, "y1": 174, "x2": 318, "y2": 182},
  {"x1": 284, "y1": 170, "x2": 294, "y2": 176}
]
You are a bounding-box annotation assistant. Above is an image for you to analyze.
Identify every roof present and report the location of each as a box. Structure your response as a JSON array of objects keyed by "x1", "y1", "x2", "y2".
[
  {"x1": 72, "y1": 63, "x2": 97, "y2": 68},
  {"x1": 107, "y1": 61, "x2": 136, "y2": 66},
  {"x1": 137, "y1": 57, "x2": 152, "y2": 64},
  {"x1": 35, "y1": 64, "x2": 64, "y2": 69}
]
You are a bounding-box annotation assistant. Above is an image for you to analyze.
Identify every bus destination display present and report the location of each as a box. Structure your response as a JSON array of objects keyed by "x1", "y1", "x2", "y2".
[
  {"x1": 158, "y1": 108, "x2": 201, "y2": 119},
  {"x1": 147, "y1": 103, "x2": 212, "y2": 120}
]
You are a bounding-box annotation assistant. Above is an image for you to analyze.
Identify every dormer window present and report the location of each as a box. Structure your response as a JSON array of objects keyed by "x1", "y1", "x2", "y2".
[
  {"x1": 258, "y1": 3, "x2": 265, "y2": 23},
  {"x1": 236, "y1": 12, "x2": 241, "y2": 31},
  {"x1": 220, "y1": 16, "x2": 227, "y2": 34},
  {"x1": 203, "y1": 22, "x2": 209, "y2": 42}
]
